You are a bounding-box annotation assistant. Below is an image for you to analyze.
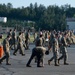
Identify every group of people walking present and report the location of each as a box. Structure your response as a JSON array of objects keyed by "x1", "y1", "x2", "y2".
[
  {"x1": 0, "y1": 29, "x2": 75, "y2": 67},
  {"x1": 0, "y1": 29, "x2": 30, "y2": 65}
]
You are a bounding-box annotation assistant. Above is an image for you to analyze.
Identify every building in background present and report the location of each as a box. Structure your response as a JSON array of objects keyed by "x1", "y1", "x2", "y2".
[
  {"x1": 0, "y1": 17, "x2": 7, "y2": 23},
  {"x1": 66, "y1": 18, "x2": 75, "y2": 31},
  {"x1": 0, "y1": 26, "x2": 14, "y2": 34}
]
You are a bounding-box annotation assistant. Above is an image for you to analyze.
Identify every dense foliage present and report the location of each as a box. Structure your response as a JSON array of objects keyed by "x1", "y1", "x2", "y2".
[{"x1": 0, "y1": 3, "x2": 75, "y2": 31}]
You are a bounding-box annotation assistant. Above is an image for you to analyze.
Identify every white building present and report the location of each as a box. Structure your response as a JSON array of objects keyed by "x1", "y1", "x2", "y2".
[
  {"x1": 0, "y1": 17, "x2": 7, "y2": 23},
  {"x1": 66, "y1": 18, "x2": 75, "y2": 31}
]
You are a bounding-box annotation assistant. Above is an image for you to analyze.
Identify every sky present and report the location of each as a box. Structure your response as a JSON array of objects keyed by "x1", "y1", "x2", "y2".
[{"x1": 0, "y1": 0, "x2": 75, "y2": 8}]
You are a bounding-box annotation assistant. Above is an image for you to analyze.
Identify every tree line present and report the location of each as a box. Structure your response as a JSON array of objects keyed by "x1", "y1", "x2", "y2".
[{"x1": 0, "y1": 3, "x2": 75, "y2": 31}]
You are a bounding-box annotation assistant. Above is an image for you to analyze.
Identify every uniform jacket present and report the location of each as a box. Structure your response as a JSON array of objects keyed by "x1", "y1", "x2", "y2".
[{"x1": 3, "y1": 38, "x2": 10, "y2": 52}]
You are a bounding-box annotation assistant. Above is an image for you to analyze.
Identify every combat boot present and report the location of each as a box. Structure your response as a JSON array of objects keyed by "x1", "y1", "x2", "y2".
[
  {"x1": 37, "y1": 65, "x2": 43, "y2": 67},
  {"x1": 64, "y1": 63, "x2": 69, "y2": 65},
  {"x1": 48, "y1": 60, "x2": 51, "y2": 65},
  {"x1": 55, "y1": 62, "x2": 59, "y2": 66},
  {"x1": 55, "y1": 64, "x2": 59, "y2": 66},
  {"x1": 58, "y1": 59, "x2": 60, "y2": 64},
  {"x1": 22, "y1": 54, "x2": 25, "y2": 56},
  {"x1": 26, "y1": 64, "x2": 32, "y2": 67},
  {"x1": 6, "y1": 63, "x2": 11, "y2": 65},
  {"x1": 13, "y1": 53, "x2": 16, "y2": 56},
  {"x1": 0, "y1": 60, "x2": 2, "y2": 64}
]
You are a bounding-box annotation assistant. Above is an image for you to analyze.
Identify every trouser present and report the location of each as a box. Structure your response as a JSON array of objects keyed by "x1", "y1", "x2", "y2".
[
  {"x1": 9, "y1": 39, "x2": 13, "y2": 49},
  {"x1": 25, "y1": 40, "x2": 29, "y2": 49},
  {"x1": 49, "y1": 51, "x2": 59, "y2": 65},
  {"x1": 26, "y1": 47, "x2": 44, "y2": 67},
  {"x1": 0, "y1": 52, "x2": 10, "y2": 64},
  {"x1": 11, "y1": 39, "x2": 16, "y2": 50},
  {"x1": 13, "y1": 44, "x2": 24, "y2": 55},
  {"x1": 58, "y1": 52, "x2": 68, "y2": 63},
  {"x1": 35, "y1": 46, "x2": 45, "y2": 66}
]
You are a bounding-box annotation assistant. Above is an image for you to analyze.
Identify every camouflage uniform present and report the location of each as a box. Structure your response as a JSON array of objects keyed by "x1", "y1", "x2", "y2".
[
  {"x1": 25, "y1": 30, "x2": 30, "y2": 50},
  {"x1": 12, "y1": 29, "x2": 17, "y2": 50},
  {"x1": 21, "y1": 32, "x2": 26, "y2": 49},
  {"x1": 48, "y1": 33, "x2": 59, "y2": 66},
  {"x1": 0, "y1": 35, "x2": 11, "y2": 65},
  {"x1": 58, "y1": 34, "x2": 69, "y2": 65},
  {"x1": 7, "y1": 29, "x2": 12, "y2": 49},
  {"x1": 26, "y1": 33, "x2": 46, "y2": 67},
  {"x1": 26, "y1": 46, "x2": 46, "y2": 67},
  {"x1": 33, "y1": 32, "x2": 37, "y2": 42},
  {"x1": 13, "y1": 32, "x2": 25, "y2": 56}
]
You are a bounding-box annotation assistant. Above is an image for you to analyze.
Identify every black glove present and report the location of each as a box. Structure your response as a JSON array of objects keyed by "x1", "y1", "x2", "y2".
[{"x1": 45, "y1": 50, "x2": 49, "y2": 55}]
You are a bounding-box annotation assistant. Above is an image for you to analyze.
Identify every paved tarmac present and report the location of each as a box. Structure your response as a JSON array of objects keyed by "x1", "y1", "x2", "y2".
[{"x1": 0, "y1": 44, "x2": 75, "y2": 75}]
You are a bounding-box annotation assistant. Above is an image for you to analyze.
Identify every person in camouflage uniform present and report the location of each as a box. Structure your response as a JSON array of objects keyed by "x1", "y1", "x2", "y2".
[
  {"x1": 13, "y1": 32, "x2": 25, "y2": 56},
  {"x1": 25, "y1": 30, "x2": 30, "y2": 50},
  {"x1": 0, "y1": 35, "x2": 11, "y2": 65},
  {"x1": 58, "y1": 33, "x2": 69, "y2": 65},
  {"x1": 48, "y1": 33, "x2": 59, "y2": 66},
  {"x1": 7, "y1": 29, "x2": 13, "y2": 49},
  {"x1": 12, "y1": 29, "x2": 17, "y2": 50},
  {"x1": 21, "y1": 31, "x2": 26, "y2": 50},
  {"x1": 26, "y1": 32, "x2": 46, "y2": 67}
]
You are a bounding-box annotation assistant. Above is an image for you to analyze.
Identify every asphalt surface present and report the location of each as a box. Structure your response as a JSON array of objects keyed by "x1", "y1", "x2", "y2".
[{"x1": 0, "y1": 44, "x2": 75, "y2": 75}]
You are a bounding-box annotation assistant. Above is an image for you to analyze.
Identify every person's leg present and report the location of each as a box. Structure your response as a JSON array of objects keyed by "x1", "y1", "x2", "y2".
[
  {"x1": 13, "y1": 44, "x2": 19, "y2": 55},
  {"x1": 37, "y1": 52, "x2": 43, "y2": 67},
  {"x1": 64, "y1": 53, "x2": 69, "y2": 65},
  {"x1": 26, "y1": 48, "x2": 36, "y2": 67},
  {"x1": 20, "y1": 45, "x2": 25, "y2": 56},
  {"x1": 54, "y1": 52, "x2": 59, "y2": 66},
  {"x1": 48, "y1": 56, "x2": 54, "y2": 65},
  {"x1": 40, "y1": 57, "x2": 44, "y2": 67},
  {"x1": 0, "y1": 56, "x2": 6, "y2": 64},
  {"x1": 58, "y1": 55, "x2": 63, "y2": 63},
  {"x1": 6, "y1": 52, "x2": 11, "y2": 65}
]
